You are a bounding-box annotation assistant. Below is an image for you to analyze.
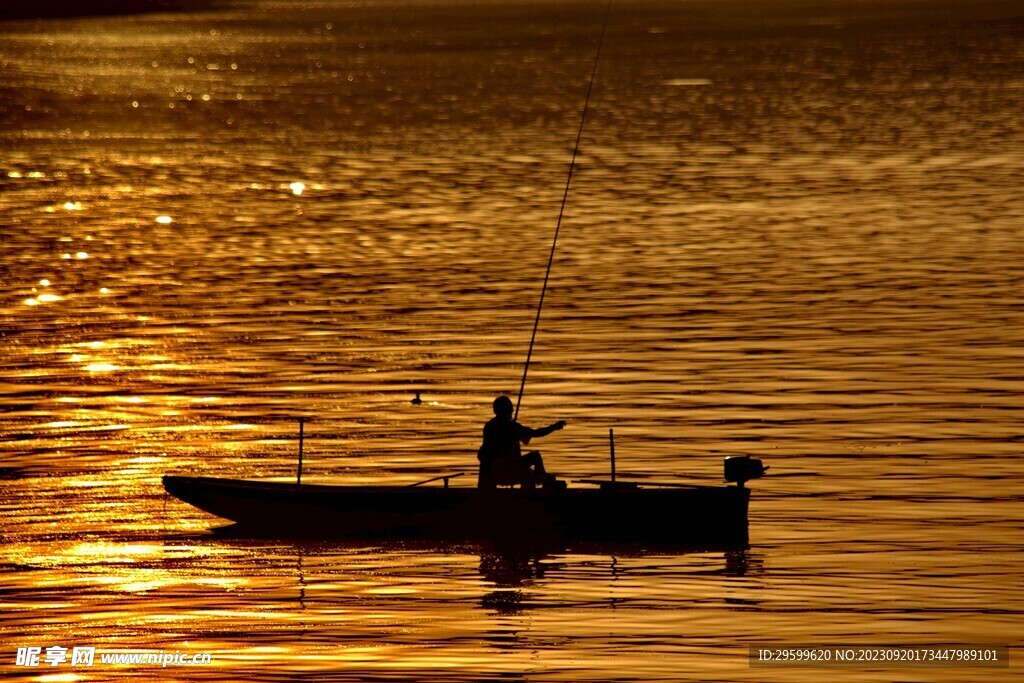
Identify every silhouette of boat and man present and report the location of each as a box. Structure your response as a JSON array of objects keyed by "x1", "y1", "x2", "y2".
[{"x1": 162, "y1": 395, "x2": 764, "y2": 544}]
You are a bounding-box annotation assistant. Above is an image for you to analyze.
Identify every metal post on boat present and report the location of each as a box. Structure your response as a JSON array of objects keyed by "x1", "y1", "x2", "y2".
[
  {"x1": 297, "y1": 417, "x2": 305, "y2": 488},
  {"x1": 609, "y1": 428, "x2": 616, "y2": 483}
]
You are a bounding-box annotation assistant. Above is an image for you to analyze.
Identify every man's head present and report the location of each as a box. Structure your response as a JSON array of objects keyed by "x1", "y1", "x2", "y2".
[{"x1": 492, "y1": 395, "x2": 514, "y2": 418}]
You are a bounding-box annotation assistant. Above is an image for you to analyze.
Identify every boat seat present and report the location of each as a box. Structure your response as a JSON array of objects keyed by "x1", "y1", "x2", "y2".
[{"x1": 488, "y1": 458, "x2": 540, "y2": 490}]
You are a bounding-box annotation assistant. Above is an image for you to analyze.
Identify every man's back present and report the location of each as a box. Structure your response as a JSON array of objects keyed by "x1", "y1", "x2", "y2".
[{"x1": 479, "y1": 416, "x2": 530, "y2": 465}]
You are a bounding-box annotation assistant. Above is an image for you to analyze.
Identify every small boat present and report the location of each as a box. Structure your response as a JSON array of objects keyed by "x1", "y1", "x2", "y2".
[{"x1": 162, "y1": 456, "x2": 766, "y2": 545}]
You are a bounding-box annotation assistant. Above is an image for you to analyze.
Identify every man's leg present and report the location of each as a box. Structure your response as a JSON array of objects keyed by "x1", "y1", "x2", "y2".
[
  {"x1": 522, "y1": 451, "x2": 561, "y2": 489},
  {"x1": 522, "y1": 451, "x2": 546, "y2": 475}
]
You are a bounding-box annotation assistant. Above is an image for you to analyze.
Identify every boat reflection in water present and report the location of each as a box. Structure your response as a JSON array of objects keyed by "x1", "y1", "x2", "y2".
[
  {"x1": 207, "y1": 531, "x2": 757, "y2": 619},
  {"x1": 478, "y1": 543, "x2": 562, "y2": 614},
  {"x1": 476, "y1": 542, "x2": 759, "y2": 615}
]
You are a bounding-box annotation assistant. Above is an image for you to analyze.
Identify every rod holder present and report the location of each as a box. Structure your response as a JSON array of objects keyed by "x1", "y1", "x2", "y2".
[
  {"x1": 609, "y1": 428, "x2": 616, "y2": 482},
  {"x1": 297, "y1": 417, "x2": 305, "y2": 487}
]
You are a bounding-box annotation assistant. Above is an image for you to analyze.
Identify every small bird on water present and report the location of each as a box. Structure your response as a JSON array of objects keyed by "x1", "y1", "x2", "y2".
[{"x1": 411, "y1": 391, "x2": 423, "y2": 405}]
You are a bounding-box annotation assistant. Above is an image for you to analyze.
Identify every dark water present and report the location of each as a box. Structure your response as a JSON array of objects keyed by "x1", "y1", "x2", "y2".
[{"x1": 2, "y1": 0, "x2": 1022, "y2": 679}]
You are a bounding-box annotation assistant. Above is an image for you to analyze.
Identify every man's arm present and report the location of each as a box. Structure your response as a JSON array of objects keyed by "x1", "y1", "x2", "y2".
[{"x1": 527, "y1": 420, "x2": 566, "y2": 439}]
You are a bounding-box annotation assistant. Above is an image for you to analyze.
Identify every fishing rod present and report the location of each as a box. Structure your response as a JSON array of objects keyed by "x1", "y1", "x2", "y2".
[{"x1": 514, "y1": 0, "x2": 613, "y2": 421}]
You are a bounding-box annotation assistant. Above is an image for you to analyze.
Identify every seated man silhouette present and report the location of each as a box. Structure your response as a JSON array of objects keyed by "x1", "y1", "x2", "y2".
[{"x1": 477, "y1": 396, "x2": 566, "y2": 490}]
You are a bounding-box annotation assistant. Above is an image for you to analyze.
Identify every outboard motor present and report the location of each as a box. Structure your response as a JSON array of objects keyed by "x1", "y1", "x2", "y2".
[{"x1": 724, "y1": 455, "x2": 768, "y2": 487}]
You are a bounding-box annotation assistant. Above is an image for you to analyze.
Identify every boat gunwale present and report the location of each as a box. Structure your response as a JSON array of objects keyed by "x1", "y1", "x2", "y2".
[{"x1": 162, "y1": 474, "x2": 736, "y2": 496}]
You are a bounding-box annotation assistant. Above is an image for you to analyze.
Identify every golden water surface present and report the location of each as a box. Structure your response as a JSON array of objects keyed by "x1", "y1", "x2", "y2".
[{"x1": 1, "y1": 0, "x2": 1022, "y2": 680}]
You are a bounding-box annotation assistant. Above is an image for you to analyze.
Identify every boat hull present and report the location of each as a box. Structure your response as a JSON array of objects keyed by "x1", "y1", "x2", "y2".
[{"x1": 162, "y1": 475, "x2": 750, "y2": 545}]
